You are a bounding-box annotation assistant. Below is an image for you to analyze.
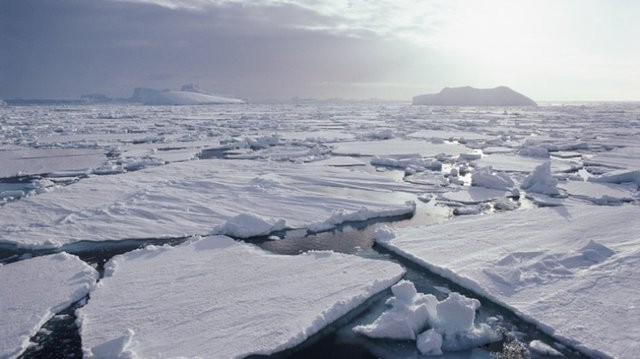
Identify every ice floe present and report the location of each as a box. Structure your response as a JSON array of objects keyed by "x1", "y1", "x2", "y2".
[
  {"x1": 476, "y1": 154, "x2": 578, "y2": 173},
  {"x1": 332, "y1": 139, "x2": 467, "y2": 157},
  {"x1": 0, "y1": 148, "x2": 106, "y2": 178},
  {"x1": 520, "y1": 161, "x2": 561, "y2": 196},
  {"x1": 0, "y1": 159, "x2": 416, "y2": 248},
  {"x1": 376, "y1": 205, "x2": 640, "y2": 358},
  {"x1": 559, "y1": 180, "x2": 634, "y2": 205},
  {"x1": 0, "y1": 253, "x2": 98, "y2": 358},
  {"x1": 78, "y1": 236, "x2": 404, "y2": 358},
  {"x1": 353, "y1": 280, "x2": 500, "y2": 354}
]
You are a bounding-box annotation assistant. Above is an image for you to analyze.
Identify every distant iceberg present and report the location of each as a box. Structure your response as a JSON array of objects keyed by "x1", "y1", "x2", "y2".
[
  {"x1": 131, "y1": 84, "x2": 245, "y2": 105},
  {"x1": 413, "y1": 86, "x2": 537, "y2": 106}
]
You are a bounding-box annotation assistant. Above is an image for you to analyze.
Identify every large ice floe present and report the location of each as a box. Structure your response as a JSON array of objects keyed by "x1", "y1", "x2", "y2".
[
  {"x1": 0, "y1": 253, "x2": 98, "y2": 358},
  {"x1": 376, "y1": 205, "x2": 640, "y2": 358},
  {"x1": 0, "y1": 148, "x2": 106, "y2": 178},
  {"x1": 0, "y1": 159, "x2": 415, "y2": 248},
  {"x1": 78, "y1": 235, "x2": 404, "y2": 358}
]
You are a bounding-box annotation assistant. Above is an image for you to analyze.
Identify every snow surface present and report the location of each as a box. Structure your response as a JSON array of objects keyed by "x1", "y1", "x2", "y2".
[
  {"x1": 0, "y1": 159, "x2": 416, "y2": 248},
  {"x1": 78, "y1": 235, "x2": 405, "y2": 358},
  {"x1": 0, "y1": 253, "x2": 98, "y2": 358},
  {"x1": 376, "y1": 205, "x2": 640, "y2": 358}
]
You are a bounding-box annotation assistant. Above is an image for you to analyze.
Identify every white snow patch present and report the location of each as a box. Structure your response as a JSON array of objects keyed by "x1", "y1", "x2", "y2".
[{"x1": 79, "y1": 236, "x2": 404, "y2": 358}]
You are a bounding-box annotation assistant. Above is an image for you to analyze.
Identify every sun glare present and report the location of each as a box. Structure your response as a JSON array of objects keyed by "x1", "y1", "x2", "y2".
[{"x1": 439, "y1": 1, "x2": 552, "y2": 66}]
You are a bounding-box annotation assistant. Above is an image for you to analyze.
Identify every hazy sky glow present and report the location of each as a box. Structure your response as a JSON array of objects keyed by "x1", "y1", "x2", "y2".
[{"x1": 1, "y1": 0, "x2": 638, "y2": 101}]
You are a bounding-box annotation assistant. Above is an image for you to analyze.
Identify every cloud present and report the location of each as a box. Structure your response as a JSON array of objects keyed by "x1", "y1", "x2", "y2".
[{"x1": 111, "y1": 0, "x2": 451, "y2": 44}]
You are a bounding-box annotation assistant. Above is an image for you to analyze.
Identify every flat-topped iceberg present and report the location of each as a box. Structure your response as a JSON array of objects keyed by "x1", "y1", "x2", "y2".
[
  {"x1": 78, "y1": 235, "x2": 404, "y2": 358},
  {"x1": 413, "y1": 86, "x2": 537, "y2": 106},
  {"x1": 131, "y1": 84, "x2": 244, "y2": 105}
]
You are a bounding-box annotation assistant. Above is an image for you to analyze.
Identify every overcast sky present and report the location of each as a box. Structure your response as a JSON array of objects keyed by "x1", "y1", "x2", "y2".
[{"x1": 1, "y1": 0, "x2": 638, "y2": 101}]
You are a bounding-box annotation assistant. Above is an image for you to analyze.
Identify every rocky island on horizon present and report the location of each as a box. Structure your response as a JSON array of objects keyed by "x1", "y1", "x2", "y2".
[{"x1": 413, "y1": 86, "x2": 537, "y2": 106}]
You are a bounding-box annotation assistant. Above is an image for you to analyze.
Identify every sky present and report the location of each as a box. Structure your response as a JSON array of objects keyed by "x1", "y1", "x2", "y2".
[{"x1": 1, "y1": 0, "x2": 638, "y2": 101}]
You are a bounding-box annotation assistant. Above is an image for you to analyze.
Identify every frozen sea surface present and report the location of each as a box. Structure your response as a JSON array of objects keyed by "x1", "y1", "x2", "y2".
[{"x1": 1, "y1": 102, "x2": 639, "y2": 358}]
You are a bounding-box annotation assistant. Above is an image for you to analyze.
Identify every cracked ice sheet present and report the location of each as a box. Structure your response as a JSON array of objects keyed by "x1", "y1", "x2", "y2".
[
  {"x1": 0, "y1": 253, "x2": 98, "y2": 358},
  {"x1": 0, "y1": 159, "x2": 415, "y2": 248},
  {"x1": 0, "y1": 148, "x2": 106, "y2": 178},
  {"x1": 78, "y1": 235, "x2": 404, "y2": 358},
  {"x1": 376, "y1": 205, "x2": 640, "y2": 359}
]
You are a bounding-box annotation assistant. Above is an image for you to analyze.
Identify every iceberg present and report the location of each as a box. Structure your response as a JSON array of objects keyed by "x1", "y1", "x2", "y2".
[
  {"x1": 130, "y1": 84, "x2": 244, "y2": 105},
  {"x1": 0, "y1": 253, "x2": 98, "y2": 358},
  {"x1": 78, "y1": 236, "x2": 404, "y2": 358},
  {"x1": 412, "y1": 86, "x2": 537, "y2": 106}
]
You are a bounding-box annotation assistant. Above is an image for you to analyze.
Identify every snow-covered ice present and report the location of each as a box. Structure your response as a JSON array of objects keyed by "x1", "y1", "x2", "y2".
[
  {"x1": 0, "y1": 148, "x2": 106, "y2": 178},
  {"x1": 0, "y1": 253, "x2": 98, "y2": 358},
  {"x1": 476, "y1": 154, "x2": 578, "y2": 173},
  {"x1": 439, "y1": 187, "x2": 509, "y2": 205},
  {"x1": 559, "y1": 180, "x2": 634, "y2": 205},
  {"x1": 78, "y1": 235, "x2": 404, "y2": 358},
  {"x1": 2, "y1": 101, "x2": 639, "y2": 357},
  {"x1": 353, "y1": 280, "x2": 500, "y2": 354},
  {"x1": 332, "y1": 139, "x2": 466, "y2": 157},
  {"x1": 520, "y1": 161, "x2": 561, "y2": 196},
  {"x1": 0, "y1": 159, "x2": 416, "y2": 248},
  {"x1": 376, "y1": 205, "x2": 640, "y2": 358}
]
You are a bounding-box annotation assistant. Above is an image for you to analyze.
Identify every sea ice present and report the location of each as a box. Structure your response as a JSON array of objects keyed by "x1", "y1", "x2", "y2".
[
  {"x1": 0, "y1": 253, "x2": 98, "y2": 358},
  {"x1": 375, "y1": 205, "x2": 640, "y2": 358},
  {"x1": 529, "y1": 340, "x2": 562, "y2": 356},
  {"x1": 439, "y1": 187, "x2": 508, "y2": 205},
  {"x1": 0, "y1": 159, "x2": 415, "y2": 248},
  {"x1": 476, "y1": 154, "x2": 577, "y2": 173},
  {"x1": 332, "y1": 139, "x2": 467, "y2": 157},
  {"x1": 471, "y1": 166, "x2": 515, "y2": 191},
  {"x1": 559, "y1": 180, "x2": 634, "y2": 205},
  {"x1": 520, "y1": 161, "x2": 560, "y2": 196},
  {"x1": 588, "y1": 169, "x2": 640, "y2": 187},
  {"x1": 78, "y1": 236, "x2": 404, "y2": 358},
  {"x1": 0, "y1": 148, "x2": 106, "y2": 178}
]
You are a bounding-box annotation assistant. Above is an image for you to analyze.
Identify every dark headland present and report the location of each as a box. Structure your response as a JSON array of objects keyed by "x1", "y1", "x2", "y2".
[{"x1": 413, "y1": 86, "x2": 537, "y2": 106}]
